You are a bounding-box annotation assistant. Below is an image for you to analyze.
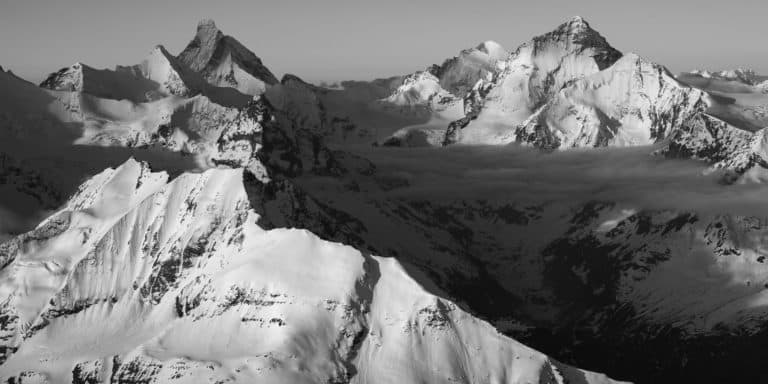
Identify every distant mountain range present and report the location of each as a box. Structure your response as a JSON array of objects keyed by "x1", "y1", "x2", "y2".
[{"x1": 1, "y1": 16, "x2": 768, "y2": 383}]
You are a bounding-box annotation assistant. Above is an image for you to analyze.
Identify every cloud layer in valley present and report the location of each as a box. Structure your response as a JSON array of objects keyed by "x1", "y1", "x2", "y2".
[{"x1": 351, "y1": 144, "x2": 768, "y2": 217}]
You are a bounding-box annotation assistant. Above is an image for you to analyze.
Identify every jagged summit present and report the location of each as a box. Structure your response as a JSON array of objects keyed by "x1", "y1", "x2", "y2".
[
  {"x1": 524, "y1": 16, "x2": 621, "y2": 69},
  {"x1": 177, "y1": 19, "x2": 278, "y2": 96},
  {"x1": 551, "y1": 15, "x2": 595, "y2": 37},
  {"x1": 564, "y1": 15, "x2": 589, "y2": 31},
  {"x1": 39, "y1": 62, "x2": 88, "y2": 91},
  {"x1": 196, "y1": 18, "x2": 219, "y2": 35},
  {"x1": 180, "y1": 19, "x2": 226, "y2": 73}
]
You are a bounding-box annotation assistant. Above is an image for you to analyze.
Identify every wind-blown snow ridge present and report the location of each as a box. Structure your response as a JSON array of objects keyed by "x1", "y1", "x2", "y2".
[{"x1": 0, "y1": 159, "x2": 622, "y2": 384}]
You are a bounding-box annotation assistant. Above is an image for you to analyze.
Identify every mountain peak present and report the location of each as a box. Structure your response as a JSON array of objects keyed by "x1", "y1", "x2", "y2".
[
  {"x1": 566, "y1": 15, "x2": 589, "y2": 28},
  {"x1": 178, "y1": 19, "x2": 278, "y2": 94},
  {"x1": 544, "y1": 16, "x2": 602, "y2": 43},
  {"x1": 521, "y1": 15, "x2": 621, "y2": 70},
  {"x1": 196, "y1": 18, "x2": 221, "y2": 36}
]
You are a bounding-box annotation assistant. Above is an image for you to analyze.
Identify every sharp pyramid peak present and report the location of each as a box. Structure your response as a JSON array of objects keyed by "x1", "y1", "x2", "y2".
[
  {"x1": 521, "y1": 15, "x2": 621, "y2": 69},
  {"x1": 197, "y1": 18, "x2": 221, "y2": 34}
]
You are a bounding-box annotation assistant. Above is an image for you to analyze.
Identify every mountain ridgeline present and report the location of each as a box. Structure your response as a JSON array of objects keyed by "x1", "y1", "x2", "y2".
[{"x1": 1, "y1": 15, "x2": 768, "y2": 384}]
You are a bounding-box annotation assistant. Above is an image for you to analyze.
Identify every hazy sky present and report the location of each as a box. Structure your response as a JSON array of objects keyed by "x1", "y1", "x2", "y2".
[{"x1": 1, "y1": 0, "x2": 766, "y2": 84}]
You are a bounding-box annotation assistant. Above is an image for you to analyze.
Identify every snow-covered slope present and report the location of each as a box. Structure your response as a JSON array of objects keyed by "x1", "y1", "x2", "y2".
[
  {"x1": 39, "y1": 62, "x2": 161, "y2": 103},
  {"x1": 177, "y1": 19, "x2": 278, "y2": 96},
  {"x1": 434, "y1": 40, "x2": 509, "y2": 97},
  {"x1": 444, "y1": 16, "x2": 622, "y2": 145},
  {"x1": 132, "y1": 45, "x2": 205, "y2": 98},
  {"x1": 516, "y1": 53, "x2": 706, "y2": 148},
  {"x1": 374, "y1": 71, "x2": 465, "y2": 146},
  {"x1": 0, "y1": 159, "x2": 621, "y2": 384},
  {"x1": 373, "y1": 42, "x2": 509, "y2": 146},
  {"x1": 380, "y1": 40, "x2": 509, "y2": 108},
  {"x1": 40, "y1": 46, "x2": 204, "y2": 103}
]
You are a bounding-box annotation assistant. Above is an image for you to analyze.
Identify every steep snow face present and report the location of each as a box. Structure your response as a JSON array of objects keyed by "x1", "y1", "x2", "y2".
[
  {"x1": 177, "y1": 19, "x2": 279, "y2": 96},
  {"x1": 517, "y1": 53, "x2": 706, "y2": 148},
  {"x1": 0, "y1": 159, "x2": 621, "y2": 384},
  {"x1": 133, "y1": 45, "x2": 204, "y2": 98},
  {"x1": 431, "y1": 40, "x2": 509, "y2": 98},
  {"x1": 444, "y1": 16, "x2": 623, "y2": 145}
]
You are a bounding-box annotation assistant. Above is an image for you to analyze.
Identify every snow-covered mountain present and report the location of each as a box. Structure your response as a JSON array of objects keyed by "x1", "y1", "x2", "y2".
[
  {"x1": 516, "y1": 53, "x2": 705, "y2": 148},
  {"x1": 5, "y1": 14, "x2": 768, "y2": 384},
  {"x1": 177, "y1": 19, "x2": 278, "y2": 96},
  {"x1": 375, "y1": 41, "x2": 509, "y2": 146},
  {"x1": 0, "y1": 159, "x2": 621, "y2": 384},
  {"x1": 443, "y1": 16, "x2": 622, "y2": 145},
  {"x1": 40, "y1": 45, "x2": 205, "y2": 103}
]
